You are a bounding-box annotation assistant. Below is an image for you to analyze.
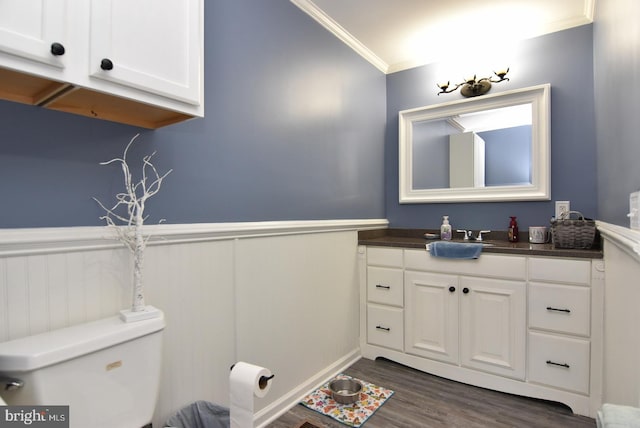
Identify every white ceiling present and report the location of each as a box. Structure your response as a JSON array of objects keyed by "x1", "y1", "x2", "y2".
[{"x1": 291, "y1": 0, "x2": 595, "y2": 74}]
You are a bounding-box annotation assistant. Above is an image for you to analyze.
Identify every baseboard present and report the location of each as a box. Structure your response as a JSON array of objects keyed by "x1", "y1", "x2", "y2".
[{"x1": 255, "y1": 348, "x2": 361, "y2": 428}]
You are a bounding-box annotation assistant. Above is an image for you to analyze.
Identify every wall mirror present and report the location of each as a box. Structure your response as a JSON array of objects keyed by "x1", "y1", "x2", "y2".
[{"x1": 399, "y1": 84, "x2": 550, "y2": 203}]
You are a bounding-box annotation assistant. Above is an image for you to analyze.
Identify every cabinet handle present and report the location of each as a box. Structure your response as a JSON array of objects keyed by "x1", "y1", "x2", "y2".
[
  {"x1": 50, "y1": 42, "x2": 65, "y2": 56},
  {"x1": 462, "y1": 287, "x2": 469, "y2": 294},
  {"x1": 375, "y1": 326, "x2": 390, "y2": 332},
  {"x1": 449, "y1": 286, "x2": 456, "y2": 293},
  {"x1": 375, "y1": 284, "x2": 390, "y2": 290},
  {"x1": 546, "y1": 306, "x2": 571, "y2": 313},
  {"x1": 100, "y1": 58, "x2": 114, "y2": 70},
  {"x1": 546, "y1": 360, "x2": 570, "y2": 368}
]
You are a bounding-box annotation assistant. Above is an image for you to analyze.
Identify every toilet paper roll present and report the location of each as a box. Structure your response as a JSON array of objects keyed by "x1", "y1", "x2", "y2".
[{"x1": 230, "y1": 362, "x2": 273, "y2": 428}]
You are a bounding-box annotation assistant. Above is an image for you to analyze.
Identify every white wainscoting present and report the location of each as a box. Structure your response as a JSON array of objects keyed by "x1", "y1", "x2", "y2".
[
  {"x1": 0, "y1": 219, "x2": 387, "y2": 427},
  {"x1": 596, "y1": 221, "x2": 640, "y2": 408}
]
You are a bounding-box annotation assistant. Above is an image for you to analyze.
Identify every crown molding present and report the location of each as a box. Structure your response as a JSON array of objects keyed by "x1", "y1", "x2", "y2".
[
  {"x1": 290, "y1": 0, "x2": 389, "y2": 73},
  {"x1": 584, "y1": 0, "x2": 595, "y2": 22},
  {"x1": 291, "y1": 0, "x2": 596, "y2": 75}
]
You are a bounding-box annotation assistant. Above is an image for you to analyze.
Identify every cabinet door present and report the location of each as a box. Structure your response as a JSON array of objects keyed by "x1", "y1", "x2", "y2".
[
  {"x1": 0, "y1": 0, "x2": 68, "y2": 68},
  {"x1": 89, "y1": 0, "x2": 201, "y2": 104},
  {"x1": 405, "y1": 271, "x2": 458, "y2": 364},
  {"x1": 460, "y1": 276, "x2": 526, "y2": 380}
]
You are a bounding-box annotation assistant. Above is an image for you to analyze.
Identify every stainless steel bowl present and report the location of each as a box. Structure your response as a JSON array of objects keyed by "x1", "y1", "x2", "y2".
[{"x1": 328, "y1": 378, "x2": 363, "y2": 404}]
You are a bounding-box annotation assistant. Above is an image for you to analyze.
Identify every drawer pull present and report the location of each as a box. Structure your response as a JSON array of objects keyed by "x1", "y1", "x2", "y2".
[
  {"x1": 546, "y1": 360, "x2": 570, "y2": 368},
  {"x1": 375, "y1": 284, "x2": 391, "y2": 290},
  {"x1": 546, "y1": 306, "x2": 571, "y2": 313},
  {"x1": 375, "y1": 325, "x2": 390, "y2": 332}
]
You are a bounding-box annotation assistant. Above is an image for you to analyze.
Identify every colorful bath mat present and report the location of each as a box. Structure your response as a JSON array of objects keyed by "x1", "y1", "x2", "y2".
[{"x1": 299, "y1": 374, "x2": 394, "y2": 427}]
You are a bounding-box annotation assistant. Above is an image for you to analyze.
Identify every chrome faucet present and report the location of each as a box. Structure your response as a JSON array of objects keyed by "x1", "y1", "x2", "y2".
[
  {"x1": 456, "y1": 229, "x2": 491, "y2": 241},
  {"x1": 457, "y1": 229, "x2": 473, "y2": 240}
]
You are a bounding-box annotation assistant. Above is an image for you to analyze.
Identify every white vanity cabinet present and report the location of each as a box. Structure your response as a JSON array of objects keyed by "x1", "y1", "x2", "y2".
[
  {"x1": 459, "y1": 275, "x2": 526, "y2": 380},
  {"x1": 0, "y1": 0, "x2": 203, "y2": 128},
  {"x1": 359, "y1": 245, "x2": 604, "y2": 418},
  {"x1": 527, "y1": 257, "x2": 595, "y2": 395},
  {"x1": 405, "y1": 271, "x2": 459, "y2": 364},
  {"x1": 365, "y1": 247, "x2": 404, "y2": 351},
  {"x1": 405, "y1": 251, "x2": 526, "y2": 380}
]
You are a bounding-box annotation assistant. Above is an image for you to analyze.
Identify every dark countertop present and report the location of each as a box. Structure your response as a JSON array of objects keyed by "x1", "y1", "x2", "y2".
[{"x1": 358, "y1": 228, "x2": 603, "y2": 259}]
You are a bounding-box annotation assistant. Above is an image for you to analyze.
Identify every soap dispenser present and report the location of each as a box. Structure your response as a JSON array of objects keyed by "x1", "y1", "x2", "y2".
[
  {"x1": 441, "y1": 216, "x2": 452, "y2": 241},
  {"x1": 508, "y1": 216, "x2": 519, "y2": 242}
]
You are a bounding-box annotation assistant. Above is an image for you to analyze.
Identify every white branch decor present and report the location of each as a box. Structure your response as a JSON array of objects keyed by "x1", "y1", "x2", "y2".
[{"x1": 94, "y1": 134, "x2": 172, "y2": 320}]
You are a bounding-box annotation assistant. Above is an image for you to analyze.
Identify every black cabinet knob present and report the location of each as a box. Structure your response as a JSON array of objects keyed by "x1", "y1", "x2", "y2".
[
  {"x1": 462, "y1": 287, "x2": 470, "y2": 294},
  {"x1": 100, "y1": 58, "x2": 114, "y2": 70},
  {"x1": 448, "y1": 286, "x2": 456, "y2": 293},
  {"x1": 50, "y1": 42, "x2": 65, "y2": 56}
]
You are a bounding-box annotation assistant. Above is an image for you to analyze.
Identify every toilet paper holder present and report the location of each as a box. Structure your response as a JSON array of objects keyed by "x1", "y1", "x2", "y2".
[{"x1": 230, "y1": 364, "x2": 274, "y2": 389}]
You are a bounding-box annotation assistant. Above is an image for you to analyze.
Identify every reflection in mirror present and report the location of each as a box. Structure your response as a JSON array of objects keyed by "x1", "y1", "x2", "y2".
[
  {"x1": 399, "y1": 84, "x2": 550, "y2": 203},
  {"x1": 412, "y1": 104, "x2": 532, "y2": 189}
]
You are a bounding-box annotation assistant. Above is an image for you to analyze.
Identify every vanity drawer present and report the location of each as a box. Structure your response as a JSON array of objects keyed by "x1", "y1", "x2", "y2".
[
  {"x1": 367, "y1": 266, "x2": 404, "y2": 307},
  {"x1": 528, "y1": 332, "x2": 590, "y2": 394},
  {"x1": 367, "y1": 246, "x2": 403, "y2": 268},
  {"x1": 529, "y1": 282, "x2": 590, "y2": 336},
  {"x1": 529, "y1": 257, "x2": 591, "y2": 285},
  {"x1": 367, "y1": 304, "x2": 404, "y2": 351}
]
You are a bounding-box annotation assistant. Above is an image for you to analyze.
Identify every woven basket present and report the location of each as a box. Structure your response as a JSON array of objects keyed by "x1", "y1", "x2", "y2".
[{"x1": 550, "y1": 211, "x2": 596, "y2": 249}]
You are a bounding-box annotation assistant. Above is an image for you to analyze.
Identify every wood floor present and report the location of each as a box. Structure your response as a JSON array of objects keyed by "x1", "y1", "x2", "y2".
[{"x1": 266, "y1": 357, "x2": 596, "y2": 428}]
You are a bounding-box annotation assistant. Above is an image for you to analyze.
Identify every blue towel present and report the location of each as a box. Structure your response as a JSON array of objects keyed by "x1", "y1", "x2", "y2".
[{"x1": 427, "y1": 241, "x2": 483, "y2": 259}]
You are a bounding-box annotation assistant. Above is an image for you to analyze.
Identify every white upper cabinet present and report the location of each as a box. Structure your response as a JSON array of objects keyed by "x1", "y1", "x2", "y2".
[
  {"x1": 0, "y1": 0, "x2": 68, "y2": 69},
  {"x1": 0, "y1": 0, "x2": 203, "y2": 128},
  {"x1": 89, "y1": 0, "x2": 201, "y2": 105}
]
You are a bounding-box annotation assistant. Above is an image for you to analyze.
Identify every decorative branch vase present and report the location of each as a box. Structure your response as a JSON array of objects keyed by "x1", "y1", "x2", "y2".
[
  {"x1": 119, "y1": 224, "x2": 161, "y2": 323},
  {"x1": 94, "y1": 134, "x2": 171, "y2": 323}
]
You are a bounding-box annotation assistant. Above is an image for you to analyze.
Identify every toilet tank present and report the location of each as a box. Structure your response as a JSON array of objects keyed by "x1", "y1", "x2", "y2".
[{"x1": 0, "y1": 309, "x2": 165, "y2": 428}]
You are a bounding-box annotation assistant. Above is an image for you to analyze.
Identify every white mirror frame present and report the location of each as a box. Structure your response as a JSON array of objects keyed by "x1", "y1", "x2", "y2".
[{"x1": 399, "y1": 83, "x2": 551, "y2": 203}]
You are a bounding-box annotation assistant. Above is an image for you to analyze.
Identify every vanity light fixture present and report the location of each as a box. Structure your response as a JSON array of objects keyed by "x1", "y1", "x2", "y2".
[{"x1": 437, "y1": 68, "x2": 510, "y2": 97}]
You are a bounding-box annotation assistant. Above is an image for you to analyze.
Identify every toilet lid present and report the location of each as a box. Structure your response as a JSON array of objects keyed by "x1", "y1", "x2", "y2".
[{"x1": 0, "y1": 310, "x2": 164, "y2": 372}]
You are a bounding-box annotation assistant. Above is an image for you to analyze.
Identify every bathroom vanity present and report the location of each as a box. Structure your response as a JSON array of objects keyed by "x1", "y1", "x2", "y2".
[{"x1": 358, "y1": 229, "x2": 604, "y2": 418}]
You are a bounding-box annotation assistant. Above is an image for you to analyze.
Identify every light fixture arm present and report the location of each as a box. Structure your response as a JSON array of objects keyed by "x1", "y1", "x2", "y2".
[{"x1": 437, "y1": 68, "x2": 510, "y2": 97}]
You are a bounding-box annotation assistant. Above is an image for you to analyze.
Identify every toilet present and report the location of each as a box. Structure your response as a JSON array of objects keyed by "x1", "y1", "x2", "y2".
[{"x1": 0, "y1": 308, "x2": 165, "y2": 428}]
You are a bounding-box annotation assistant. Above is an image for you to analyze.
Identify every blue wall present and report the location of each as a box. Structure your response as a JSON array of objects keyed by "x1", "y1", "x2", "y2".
[
  {"x1": 593, "y1": 0, "x2": 640, "y2": 227},
  {"x1": 412, "y1": 119, "x2": 455, "y2": 189},
  {"x1": 0, "y1": 0, "x2": 386, "y2": 228},
  {"x1": 386, "y1": 25, "x2": 597, "y2": 231},
  {"x1": 480, "y1": 125, "x2": 531, "y2": 186},
  {"x1": 2, "y1": 5, "x2": 621, "y2": 232}
]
